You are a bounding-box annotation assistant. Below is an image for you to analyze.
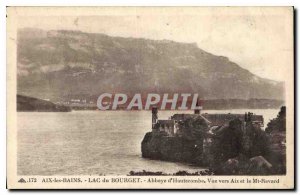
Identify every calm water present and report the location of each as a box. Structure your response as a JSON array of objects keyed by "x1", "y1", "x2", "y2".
[{"x1": 17, "y1": 109, "x2": 278, "y2": 175}]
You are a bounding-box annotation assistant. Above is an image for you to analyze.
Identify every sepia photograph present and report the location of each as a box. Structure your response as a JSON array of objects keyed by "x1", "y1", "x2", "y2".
[{"x1": 6, "y1": 6, "x2": 294, "y2": 189}]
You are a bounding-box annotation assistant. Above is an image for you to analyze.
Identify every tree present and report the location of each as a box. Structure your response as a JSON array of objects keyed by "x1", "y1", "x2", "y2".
[{"x1": 266, "y1": 106, "x2": 286, "y2": 133}]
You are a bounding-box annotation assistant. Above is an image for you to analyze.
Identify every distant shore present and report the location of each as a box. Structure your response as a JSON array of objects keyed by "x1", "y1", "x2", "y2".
[
  {"x1": 68, "y1": 98, "x2": 283, "y2": 111},
  {"x1": 17, "y1": 94, "x2": 283, "y2": 112},
  {"x1": 17, "y1": 95, "x2": 71, "y2": 112}
]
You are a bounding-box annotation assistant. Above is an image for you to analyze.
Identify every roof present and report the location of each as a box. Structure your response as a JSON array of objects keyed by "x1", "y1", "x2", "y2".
[
  {"x1": 201, "y1": 113, "x2": 263, "y2": 126},
  {"x1": 157, "y1": 120, "x2": 174, "y2": 125},
  {"x1": 171, "y1": 113, "x2": 212, "y2": 124},
  {"x1": 171, "y1": 114, "x2": 202, "y2": 120}
]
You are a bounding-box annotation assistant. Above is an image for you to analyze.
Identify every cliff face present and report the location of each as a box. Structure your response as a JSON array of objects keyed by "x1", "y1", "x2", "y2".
[
  {"x1": 142, "y1": 132, "x2": 204, "y2": 165},
  {"x1": 142, "y1": 116, "x2": 208, "y2": 165},
  {"x1": 17, "y1": 28, "x2": 284, "y2": 101}
]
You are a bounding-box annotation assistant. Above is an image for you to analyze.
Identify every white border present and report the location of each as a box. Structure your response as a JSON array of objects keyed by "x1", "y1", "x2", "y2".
[{"x1": 1, "y1": 0, "x2": 298, "y2": 194}]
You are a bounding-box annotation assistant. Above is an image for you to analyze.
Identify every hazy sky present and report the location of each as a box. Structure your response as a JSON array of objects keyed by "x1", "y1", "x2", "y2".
[{"x1": 16, "y1": 7, "x2": 293, "y2": 82}]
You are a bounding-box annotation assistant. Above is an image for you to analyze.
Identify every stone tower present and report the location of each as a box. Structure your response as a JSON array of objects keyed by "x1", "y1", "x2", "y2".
[{"x1": 152, "y1": 107, "x2": 158, "y2": 129}]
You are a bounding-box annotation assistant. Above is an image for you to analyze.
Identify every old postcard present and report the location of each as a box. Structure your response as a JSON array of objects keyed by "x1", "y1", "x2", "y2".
[{"x1": 7, "y1": 7, "x2": 294, "y2": 189}]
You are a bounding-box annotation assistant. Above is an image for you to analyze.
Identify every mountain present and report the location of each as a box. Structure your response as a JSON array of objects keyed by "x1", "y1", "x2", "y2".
[
  {"x1": 17, "y1": 28, "x2": 284, "y2": 101},
  {"x1": 17, "y1": 94, "x2": 71, "y2": 112}
]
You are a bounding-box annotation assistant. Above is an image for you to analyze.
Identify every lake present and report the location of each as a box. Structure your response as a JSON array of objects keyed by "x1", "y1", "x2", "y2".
[{"x1": 17, "y1": 109, "x2": 279, "y2": 175}]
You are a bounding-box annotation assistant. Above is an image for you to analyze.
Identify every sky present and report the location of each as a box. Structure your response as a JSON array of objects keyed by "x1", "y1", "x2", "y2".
[{"x1": 15, "y1": 7, "x2": 293, "y2": 82}]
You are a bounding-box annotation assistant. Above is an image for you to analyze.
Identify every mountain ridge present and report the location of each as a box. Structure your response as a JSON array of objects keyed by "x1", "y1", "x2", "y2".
[{"x1": 17, "y1": 28, "x2": 284, "y2": 101}]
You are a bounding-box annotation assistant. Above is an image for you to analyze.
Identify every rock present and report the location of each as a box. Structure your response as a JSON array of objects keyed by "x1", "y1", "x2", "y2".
[
  {"x1": 209, "y1": 117, "x2": 271, "y2": 168},
  {"x1": 247, "y1": 156, "x2": 272, "y2": 175},
  {"x1": 219, "y1": 158, "x2": 240, "y2": 175},
  {"x1": 141, "y1": 131, "x2": 204, "y2": 165},
  {"x1": 250, "y1": 156, "x2": 272, "y2": 169},
  {"x1": 216, "y1": 155, "x2": 272, "y2": 175}
]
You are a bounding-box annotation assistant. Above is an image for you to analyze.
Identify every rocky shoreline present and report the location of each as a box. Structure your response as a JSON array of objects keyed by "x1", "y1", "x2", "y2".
[
  {"x1": 141, "y1": 107, "x2": 286, "y2": 175},
  {"x1": 128, "y1": 170, "x2": 214, "y2": 176}
]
